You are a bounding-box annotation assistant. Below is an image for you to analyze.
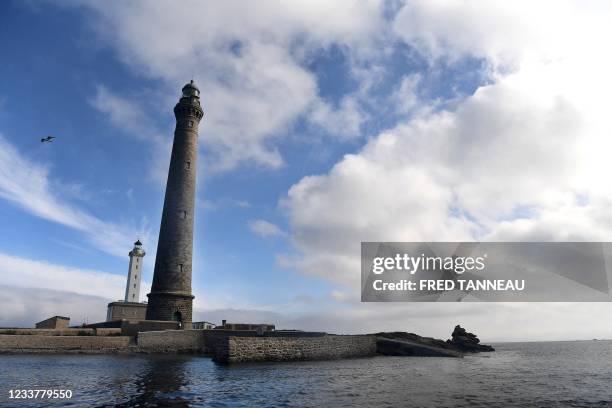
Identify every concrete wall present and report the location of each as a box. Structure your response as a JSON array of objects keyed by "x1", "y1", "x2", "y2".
[
  {"x1": 217, "y1": 334, "x2": 377, "y2": 363},
  {"x1": 0, "y1": 335, "x2": 130, "y2": 350}
]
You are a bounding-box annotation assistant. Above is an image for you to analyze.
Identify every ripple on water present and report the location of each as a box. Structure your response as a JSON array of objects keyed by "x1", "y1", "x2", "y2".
[{"x1": 1, "y1": 341, "x2": 612, "y2": 407}]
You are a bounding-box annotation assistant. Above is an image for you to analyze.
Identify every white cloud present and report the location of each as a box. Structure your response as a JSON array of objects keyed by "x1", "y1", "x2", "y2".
[
  {"x1": 282, "y1": 0, "x2": 612, "y2": 284},
  {"x1": 90, "y1": 85, "x2": 172, "y2": 184},
  {"x1": 0, "y1": 285, "x2": 110, "y2": 328},
  {"x1": 90, "y1": 85, "x2": 160, "y2": 142},
  {"x1": 290, "y1": 302, "x2": 612, "y2": 341},
  {"x1": 0, "y1": 251, "x2": 155, "y2": 327},
  {"x1": 391, "y1": 74, "x2": 420, "y2": 115},
  {"x1": 0, "y1": 134, "x2": 150, "y2": 257},
  {"x1": 329, "y1": 289, "x2": 351, "y2": 302},
  {"x1": 275, "y1": 1, "x2": 612, "y2": 339},
  {"x1": 199, "y1": 197, "x2": 250, "y2": 211},
  {"x1": 0, "y1": 252, "x2": 150, "y2": 301},
  {"x1": 393, "y1": 0, "x2": 572, "y2": 67},
  {"x1": 71, "y1": 0, "x2": 388, "y2": 170},
  {"x1": 193, "y1": 302, "x2": 612, "y2": 342},
  {"x1": 281, "y1": 149, "x2": 475, "y2": 285},
  {"x1": 248, "y1": 219, "x2": 285, "y2": 238},
  {"x1": 310, "y1": 96, "x2": 365, "y2": 139}
]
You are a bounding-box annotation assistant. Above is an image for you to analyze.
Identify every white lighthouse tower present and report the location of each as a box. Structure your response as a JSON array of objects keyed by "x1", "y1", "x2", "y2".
[
  {"x1": 124, "y1": 240, "x2": 145, "y2": 302},
  {"x1": 106, "y1": 240, "x2": 148, "y2": 321}
]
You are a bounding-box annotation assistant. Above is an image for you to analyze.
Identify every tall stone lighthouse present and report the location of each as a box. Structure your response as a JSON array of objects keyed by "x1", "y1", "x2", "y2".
[{"x1": 146, "y1": 80, "x2": 203, "y2": 328}]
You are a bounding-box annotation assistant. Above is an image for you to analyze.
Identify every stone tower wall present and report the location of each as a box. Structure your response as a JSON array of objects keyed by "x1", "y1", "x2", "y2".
[{"x1": 146, "y1": 85, "x2": 203, "y2": 326}]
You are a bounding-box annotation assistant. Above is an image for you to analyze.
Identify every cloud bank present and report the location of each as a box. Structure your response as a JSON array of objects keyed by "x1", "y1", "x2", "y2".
[
  {"x1": 284, "y1": 0, "x2": 612, "y2": 287},
  {"x1": 77, "y1": 0, "x2": 387, "y2": 171}
]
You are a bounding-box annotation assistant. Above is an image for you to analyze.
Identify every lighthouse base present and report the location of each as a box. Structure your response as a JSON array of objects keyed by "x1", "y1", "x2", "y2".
[{"x1": 145, "y1": 292, "x2": 194, "y2": 329}]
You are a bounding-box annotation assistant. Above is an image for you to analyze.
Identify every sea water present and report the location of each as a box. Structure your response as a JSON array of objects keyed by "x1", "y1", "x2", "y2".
[{"x1": 1, "y1": 340, "x2": 611, "y2": 407}]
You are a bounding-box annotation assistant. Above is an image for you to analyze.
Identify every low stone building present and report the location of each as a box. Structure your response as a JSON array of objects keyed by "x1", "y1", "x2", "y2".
[
  {"x1": 192, "y1": 321, "x2": 216, "y2": 329},
  {"x1": 35, "y1": 316, "x2": 70, "y2": 329},
  {"x1": 216, "y1": 320, "x2": 275, "y2": 332},
  {"x1": 85, "y1": 319, "x2": 179, "y2": 337},
  {"x1": 106, "y1": 302, "x2": 147, "y2": 321}
]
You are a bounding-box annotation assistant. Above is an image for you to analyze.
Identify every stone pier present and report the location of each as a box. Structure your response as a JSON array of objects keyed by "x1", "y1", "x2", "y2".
[
  {"x1": 136, "y1": 330, "x2": 377, "y2": 363},
  {"x1": 217, "y1": 334, "x2": 377, "y2": 363}
]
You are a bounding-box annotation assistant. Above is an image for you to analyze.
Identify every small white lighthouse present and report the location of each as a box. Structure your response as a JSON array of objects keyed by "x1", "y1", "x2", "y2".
[
  {"x1": 105, "y1": 240, "x2": 148, "y2": 321},
  {"x1": 124, "y1": 240, "x2": 145, "y2": 302}
]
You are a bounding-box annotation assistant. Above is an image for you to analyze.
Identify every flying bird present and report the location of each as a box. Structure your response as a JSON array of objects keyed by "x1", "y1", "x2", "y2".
[{"x1": 40, "y1": 136, "x2": 56, "y2": 143}]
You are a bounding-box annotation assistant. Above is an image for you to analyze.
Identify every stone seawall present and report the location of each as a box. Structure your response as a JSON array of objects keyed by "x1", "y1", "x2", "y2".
[
  {"x1": 216, "y1": 334, "x2": 377, "y2": 363},
  {"x1": 0, "y1": 335, "x2": 130, "y2": 351},
  {"x1": 137, "y1": 329, "x2": 248, "y2": 354},
  {"x1": 0, "y1": 328, "x2": 122, "y2": 336},
  {"x1": 137, "y1": 330, "x2": 376, "y2": 363},
  {"x1": 0, "y1": 328, "x2": 95, "y2": 336},
  {"x1": 85, "y1": 319, "x2": 179, "y2": 337},
  {"x1": 138, "y1": 330, "x2": 207, "y2": 353}
]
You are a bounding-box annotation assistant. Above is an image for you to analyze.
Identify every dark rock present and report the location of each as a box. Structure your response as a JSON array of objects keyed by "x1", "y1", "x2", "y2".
[
  {"x1": 373, "y1": 326, "x2": 494, "y2": 357},
  {"x1": 375, "y1": 332, "x2": 457, "y2": 351},
  {"x1": 447, "y1": 325, "x2": 495, "y2": 352},
  {"x1": 376, "y1": 337, "x2": 462, "y2": 357}
]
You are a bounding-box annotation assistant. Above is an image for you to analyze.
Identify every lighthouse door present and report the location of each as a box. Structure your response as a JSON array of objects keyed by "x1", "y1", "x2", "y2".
[{"x1": 173, "y1": 311, "x2": 183, "y2": 328}]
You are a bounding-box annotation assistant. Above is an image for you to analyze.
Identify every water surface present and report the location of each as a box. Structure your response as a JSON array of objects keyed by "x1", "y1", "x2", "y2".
[{"x1": 1, "y1": 341, "x2": 611, "y2": 407}]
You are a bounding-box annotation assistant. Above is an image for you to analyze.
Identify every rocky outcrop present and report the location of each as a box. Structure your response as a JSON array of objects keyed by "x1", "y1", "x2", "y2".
[
  {"x1": 376, "y1": 336, "x2": 462, "y2": 357},
  {"x1": 375, "y1": 326, "x2": 494, "y2": 357},
  {"x1": 446, "y1": 325, "x2": 495, "y2": 352}
]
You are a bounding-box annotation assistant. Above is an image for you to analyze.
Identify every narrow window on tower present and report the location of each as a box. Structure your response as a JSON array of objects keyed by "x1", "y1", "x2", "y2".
[
  {"x1": 179, "y1": 264, "x2": 183, "y2": 273},
  {"x1": 185, "y1": 161, "x2": 191, "y2": 170},
  {"x1": 133, "y1": 283, "x2": 136, "y2": 288},
  {"x1": 182, "y1": 210, "x2": 187, "y2": 219},
  {"x1": 136, "y1": 265, "x2": 138, "y2": 270}
]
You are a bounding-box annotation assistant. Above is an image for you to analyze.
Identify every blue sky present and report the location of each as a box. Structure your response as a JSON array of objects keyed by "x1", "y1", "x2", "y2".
[
  {"x1": 2, "y1": 1, "x2": 612, "y2": 341},
  {"x1": 0, "y1": 3, "x2": 350, "y2": 292}
]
